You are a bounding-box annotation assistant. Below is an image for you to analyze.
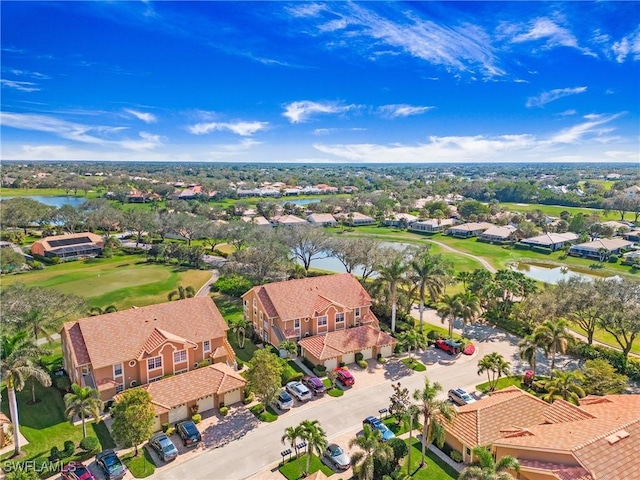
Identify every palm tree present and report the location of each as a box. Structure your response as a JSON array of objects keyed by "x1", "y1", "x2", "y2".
[
  {"x1": 456, "y1": 271, "x2": 471, "y2": 290},
  {"x1": 64, "y1": 383, "x2": 103, "y2": 439},
  {"x1": 413, "y1": 376, "x2": 456, "y2": 467},
  {"x1": 88, "y1": 305, "x2": 118, "y2": 316},
  {"x1": 437, "y1": 293, "x2": 462, "y2": 338},
  {"x1": 455, "y1": 290, "x2": 482, "y2": 335},
  {"x1": 167, "y1": 285, "x2": 196, "y2": 301},
  {"x1": 0, "y1": 331, "x2": 51, "y2": 455},
  {"x1": 477, "y1": 353, "x2": 511, "y2": 392},
  {"x1": 518, "y1": 335, "x2": 540, "y2": 378},
  {"x1": 349, "y1": 424, "x2": 392, "y2": 480},
  {"x1": 301, "y1": 420, "x2": 328, "y2": 475},
  {"x1": 405, "y1": 404, "x2": 420, "y2": 474},
  {"x1": 377, "y1": 256, "x2": 408, "y2": 333},
  {"x1": 281, "y1": 424, "x2": 305, "y2": 474},
  {"x1": 397, "y1": 330, "x2": 426, "y2": 360},
  {"x1": 458, "y1": 446, "x2": 520, "y2": 480},
  {"x1": 533, "y1": 319, "x2": 573, "y2": 374},
  {"x1": 229, "y1": 317, "x2": 250, "y2": 349},
  {"x1": 278, "y1": 340, "x2": 298, "y2": 358},
  {"x1": 541, "y1": 370, "x2": 586, "y2": 405},
  {"x1": 411, "y1": 253, "x2": 451, "y2": 333}
]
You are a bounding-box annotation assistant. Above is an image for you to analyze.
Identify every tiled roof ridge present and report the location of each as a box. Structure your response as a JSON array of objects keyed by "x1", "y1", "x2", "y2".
[
  {"x1": 543, "y1": 398, "x2": 597, "y2": 424},
  {"x1": 572, "y1": 417, "x2": 640, "y2": 451}
]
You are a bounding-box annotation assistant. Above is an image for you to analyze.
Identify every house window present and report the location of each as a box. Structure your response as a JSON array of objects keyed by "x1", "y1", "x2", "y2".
[
  {"x1": 294, "y1": 319, "x2": 300, "y2": 329},
  {"x1": 253, "y1": 298, "x2": 257, "y2": 307},
  {"x1": 335, "y1": 313, "x2": 345, "y2": 323},
  {"x1": 355, "y1": 307, "x2": 361, "y2": 318},
  {"x1": 173, "y1": 350, "x2": 187, "y2": 364},
  {"x1": 149, "y1": 376, "x2": 163, "y2": 383},
  {"x1": 203, "y1": 340, "x2": 211, "y2": 353},
  {"x1": 317, "y1": 316, "x2": 328, "y2": 327},
  {"x1": 113, "y1": 363, "x2": 123, "y2": 378},
  {"x1": 115, "y1": 384, "x2": 124, "y2": 394},
  {"x1": 175, "y1": 368, "x2": 188, "y2": 375},
  {"x1": 260, "y1": 312, "x2": 263, "y2": 321},
  {"x1": 466, "y1": 447, "x2": 471, "y2": 456},
  {"x1": 147, "y1": 356, "x2": 162, "y2": 371}
]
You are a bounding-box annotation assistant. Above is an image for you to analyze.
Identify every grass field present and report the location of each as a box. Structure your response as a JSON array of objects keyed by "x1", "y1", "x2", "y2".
[
  {"x1": 1, "y1": 254, "x2": 212, "y2": 311},
  {"x1": 0, "y1": 187, "x2": 100, "y2": 198},
  {"x1": 500, "y1": 202, "x2": 632, "y2": 221},
  {"x1": 404, "y1": 439, "x2": 458, "y2": 479}
]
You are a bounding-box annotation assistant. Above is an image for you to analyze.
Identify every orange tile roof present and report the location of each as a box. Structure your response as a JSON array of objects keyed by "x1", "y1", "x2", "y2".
[
  {"x1": 298, "y1": 325, "x2": 396, "y2": 360},
  {"x1": 143, "y1": 363, "x2": 246, "y2": 411},
  {"x1": 247, "y1": 273, "x2": 373, "y2": 321},
  {"x1": 137, "y1": 328, "x2": 196, "y2": 360},
  {"x1": 542, "y1": 399, "x2": 595, "y2": 424},
  {"x1": 62, "y1": 297, "x2": 228, "y2": 369},
  {"x1": 519, "y1": 460, "x2": 593, "y2": 480}
]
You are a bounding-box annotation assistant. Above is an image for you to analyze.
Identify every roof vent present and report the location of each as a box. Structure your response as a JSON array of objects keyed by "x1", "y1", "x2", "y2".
[{"x1": 606, "y1": 430, "x2": 630, "y2": 445}]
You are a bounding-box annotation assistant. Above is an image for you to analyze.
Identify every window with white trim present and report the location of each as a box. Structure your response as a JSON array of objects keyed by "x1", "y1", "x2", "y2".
[
  {"x1": 113, "y1": 363, "x2": 123, "y2": 377},
  {"x1": 147, "y1": 356, "x2": 162, "y2": 371},
  {"x1": 115, "y1": 384, "x2": 124, "y2": 394},
  {"x1": 317, "y1": 316, "x2": 328, "y2": 327},
  {"x1": 259, "y1": 312, "x2": 263, "y2": 321},
  {"x1": 355, "y1": 307, "x2": 361, "y2": 318},
  {"x1": 294, "y1": 319, "x2": 300, "y2": 329},
  {"x1": 203, "y1": 340, "x2": 211, "y2": 353},
  {"x1": 335, "y1": 313, "x2": 345, "y2": 323},
  {"x1": 173, "y1": 350, "x2": 187, "y2": 364}
]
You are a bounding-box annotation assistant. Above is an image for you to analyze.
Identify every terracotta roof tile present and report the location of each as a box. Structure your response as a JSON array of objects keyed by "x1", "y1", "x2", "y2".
[
  {"x1": 543, "y1": 399, "x2": 595, "y2": 424},
  {"x1": 298, "y1": 326, "x2": 396, "y2": 361},
  {"x1": 137, "y1": 328, "x2": 196, "y2": 360},
  {"x1": 246, "y1": 273, "x2": 372, "y2": 321},
  {"x1": 519, "y1": 460, "x2": 593, "y2": 480},
  {"x1": 62, "y1": 297, "x2": 228, "y2": 369}
]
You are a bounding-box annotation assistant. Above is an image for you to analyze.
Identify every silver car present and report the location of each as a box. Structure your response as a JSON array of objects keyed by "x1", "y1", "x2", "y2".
[
  {"x1": 149, "y1": 432, "x2": 178, "y2": 462},
  {"x1": 324, "y1": 443, "x2": 351, "y2": 471},
  {"x1": 286, "y1": 381, "x2": 312, "y2": 402}
]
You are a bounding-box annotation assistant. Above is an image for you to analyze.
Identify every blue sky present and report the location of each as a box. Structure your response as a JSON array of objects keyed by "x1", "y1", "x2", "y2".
[{"x1": 1, "y1": 1, "x2": 639, "y2": 163}]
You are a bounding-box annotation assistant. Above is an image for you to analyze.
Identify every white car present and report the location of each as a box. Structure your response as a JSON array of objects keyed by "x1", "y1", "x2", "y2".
[
  {"x1": 448, "y1": 388, "x2": 476, "y2": 406},
  {"x1": 286, "y1": 381, "x2": 312, "y2": 401},
  {"x1": 274, "y1": 390, "x2": 294, "y2": 410}
]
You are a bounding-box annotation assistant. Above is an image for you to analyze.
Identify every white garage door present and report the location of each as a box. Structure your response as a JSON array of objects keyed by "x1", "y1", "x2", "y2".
[
  {"x1": 361, "y1": 347, "x2": 373, "y2": 360},
  {"x1": 168, "y1": 404, "x2": 189, "y2": 424},
  {"x1": 380, "y1": 345, "x2": 393, "y2": 357},
  {"x1": 324, "y1": 358, "x2": 338, "y2": 371},
  {"x1": 342, "y1": 352, "x2": 355, "y2": 365},
  {"x1": 197, "y1": 395, "x2": 215, "y2": 414},
  {"x1": 153, "y1": 416, "x2": 162, "y2": 432},
  {"x1": 224, "y1": 389, "x2": 242, "y2": 406}
]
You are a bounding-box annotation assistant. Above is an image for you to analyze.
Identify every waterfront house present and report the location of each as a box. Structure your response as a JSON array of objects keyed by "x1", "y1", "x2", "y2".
[
  {"x1": 446, "y1": 222, "x2": 494, "y2": 238},
  {"x1": 519, "y1": 232, "x2": 578, "y2": 252}
]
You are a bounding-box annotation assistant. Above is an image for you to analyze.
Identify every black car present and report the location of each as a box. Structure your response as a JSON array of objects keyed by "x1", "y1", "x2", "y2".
[
  {"x1": 176, "y1": 420, "x2": 202, "y2": 447},
  {"x1": 149, "y1": 432, "x2": 179, "y2": 462},
  {"x1": 95, "y1": 450, "x2": 127, "y2": 480},
  {"x1": 302, "y1": 375, "x2": 327, "y2": 396}
]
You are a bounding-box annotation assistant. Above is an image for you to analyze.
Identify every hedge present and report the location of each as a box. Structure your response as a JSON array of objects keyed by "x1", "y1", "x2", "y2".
[{"x1": 569, "y1": 341, "x2": 640, "y2": 381}]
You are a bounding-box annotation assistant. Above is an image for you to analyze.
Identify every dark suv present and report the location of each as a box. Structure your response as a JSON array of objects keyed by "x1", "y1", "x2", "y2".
[
  {"x1": 95, "y1": 450, "x2": 127, "y2": 480},
  {"x1": 302, "y1": 375, "x2": 326, "y2": 396},
  {"x1": 176, "y1": 420, "x2": 202, "y2": 447}
]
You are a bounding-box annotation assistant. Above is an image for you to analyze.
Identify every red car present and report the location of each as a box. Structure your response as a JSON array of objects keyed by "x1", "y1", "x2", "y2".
[
  {"x1": 435, "y1": 339, "x2": 460, "y2": 355},
  {"x1": 61, "y1": 462, "x2": 96, "y2": 480},
  {"x1": 336, "y1": 369, "x2": 354, "y2": 387}
]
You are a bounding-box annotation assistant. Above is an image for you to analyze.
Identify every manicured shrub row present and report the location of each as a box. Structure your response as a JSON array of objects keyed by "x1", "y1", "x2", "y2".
[{"x1": 569, "y1": 341, "x2": 640, "y2": 381}]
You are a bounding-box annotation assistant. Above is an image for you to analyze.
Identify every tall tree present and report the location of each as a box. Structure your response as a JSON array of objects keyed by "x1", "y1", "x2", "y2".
[
  {"x1": 413, "y1": 376, "x2": 456, "y2": 467},
  {"x1": 278, "y1": 224, "x2": 330, "y2": 272},
  {"x1": 377, "y1": 255, "x2": 408, "y2": 332},
  {"x1": 455, "y1": 290, "x2": 482, "y2": 335},
  {"x1": 349, "y1": 424, "x2": 392, "y2": 480},
  {"x1": 541, "y1": 370, "x2": 586, "y2": 405},
  {"x1": 477, "y1": 352, "x2": 511, "y2": 392},
  {"x1": 411, "y1": 251, "x2": 453, "y2": 333},
  {"x1": 64, "y1": 383, "x2": 103, "y2": 439},
  {"x1": 122, "y1": 208, "x2": 155, "y2": 247},
  {"x1": 301, "y1": 420, "x2": 328, "y2": 475},
  {"x1": 110, "y1": 388, "x2": 156, "y2": 456},
  {"x1": 555, "y1": 277, "x2": 604, "y2": 345},
  {"x1": 458, "y1": 446, "x2": 520, "y2": 480},
  {"x1": 580, "y1": 359, "x2": 628, "y2": 395},
  {"x1": 437, "y1": 294, "x2": 462, "y2": 338},
  {"x1": 533, "y1": 319, "x2": 573, "y2": 373},
  {"x1": 246, "y1": 349, "x2": 283, "y2": 408},
  {"x1": 281, "y1": 424, "x2": 305, "y2": 475},
  {"x1": 229, "y1": 317, "x2": 250, "y2": 349},
  {"x1": 54, "y1": 204, "x2": 86, "y2": 234},
  {"x1": 388, "y1": 382, "x2": 411, "y2": 426},
  {"x1": 518, "y1": 335, "x2": 540, "y2": 378},
  {"x1": 396, "y1": 330, "x2": 426, "y2": 360},
  {"x1": 0, "y1": 331, "x2": 51, "y2": 455}
]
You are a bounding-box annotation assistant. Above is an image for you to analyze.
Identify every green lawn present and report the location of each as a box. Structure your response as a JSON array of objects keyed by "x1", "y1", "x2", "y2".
[
  {"x1": 2, "y1": 255, "x2": 212, "y2": 311},
  {"x1": 279, "y1": 453, "x2": 334, "y2": 480},
  {"x1": 476, "y1": 375, "x2": 525, "y2": 393},
  {"x1": 404, "y1": 439, "x2": 459, "y2": 479},
  {"x1": 0, "y1": 188, "x2": 100, "y2": 198},
  {"x1": 499, "y1": 202, "x2": 629, "y2": 221},
  {"x1": 569, "y1": 321, "x2": 640, "y2": 355},
  {"x1": 214, "y1": 294, "x2": 258, "y2": 363},
  {"x1": 382, "y1": 417, "x2": 410, "y2": 436},
  {"x1": 123, "y1": 449, "x2": 155, "y2": 478},
  {"x1": 401, "y1": 357, "x2": 427, "y2": 372}
]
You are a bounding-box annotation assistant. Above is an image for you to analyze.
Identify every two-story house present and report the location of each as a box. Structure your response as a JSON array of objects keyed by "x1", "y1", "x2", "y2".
[
  {"x1": 61, "y1": 297, "x2": 235, "y2": 403},
  {"x1": 241, "y1": 273, "x2": 396, "y2": 369}
]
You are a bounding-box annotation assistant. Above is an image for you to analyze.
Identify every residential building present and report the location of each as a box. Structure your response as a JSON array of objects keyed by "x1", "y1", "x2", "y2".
[
  {"x1": 60, "y1": 297, "x2": 234, "y2": 402},
  {"x1": 271, "y1": 214, "x2": 308, "y2": 226},
  {"x1": 383, "y1": 213, "x2": 417, "y2": 227},
  {"x1": 241, "y1": 215, "x2": 272, "y2": 227},
  {"x1": 307, "y1": 213, "x2": 338, "y2": 227},
  {"x1": 31, "y1": 232, "x2": 104, "y2": 260},
  {"x1": 623, "y1": 230, "x2": 640, "y2": 242},
  {"x1": 334, "y1": 212, "x2": 376, "y2": 226},
  {"x1": 241, "y1": 273, "x2": 392, "y2": 367},
  {"x1": 408, "y1": 218, "x2": 455, "y2": 234},
  {"x1": 569, "y1": 238, "x2": 634, "y2": 258},
  {"x1": 520, "y1": 232, "x2": 579, "y2": 252},
  {"x1": 624, "y1": 185, "x2": 640, "y2": 198},
  {"x1": 446, "y1": 222, "x2": 494, "y2": 238},
  {"x1": 479, "y1": 225, "x2": 518, "y2": 243}
]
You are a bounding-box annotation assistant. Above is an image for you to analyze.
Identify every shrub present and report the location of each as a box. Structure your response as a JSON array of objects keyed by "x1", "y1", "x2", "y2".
[
  {"x1": 302, "y1": 357, "x2": 315, "y2": 371},
  {"x1": 191, "y1": 414, "x2": 202, "y2": 424},
  {"x1": 387, "y1": 437, "x2": 409, "y2": 463},
  {"x1": 450, "y1": 450, "x2": 463, "y2": 463},
  {"x1": 250, "y1": 403, "x2": 265, "y2": 415},
  {"x1": 313, "y1": 365, "x2": 327, "y2": 377},
  {"x1": 357, "y1": 360, "x2": 368, "y2": 369},
  {"x1": 377, "y1": 356, "x2": 387, "y2": 364},
  {"x1": 608, "y1": 254, "x2": 619, "y2": 263},
  {"x1": 62, "y1": 440, "x2": 75, "y2": 457},
  {"x1": 328, "y1": 388, "x2": 344, "y2": 397},
  {"x1": 79, "y1": 436, "x2": 99, "y2": 452},
  {"x1": 219, "y1": 406, "x2": 229, "y2": 416},
  {"x1": 54, "y1": 374, "x2": 71, "y2": 393},
  {"x1": 426, "y1": 330, "x2": 441, "y2": 341},
  {"x1": 161, "y1": 423, "x2": 170, "y2": 433},
  {"x1": 197, "y1": 359, "x2": 211, "y2": 368},
  {"x1": 212, "y1": 274, "x2": 253, "y2": 297},
  {"x1": 355, "y1": 352, "x2": 364, "y2": 362},
  {"x1": 165, "y1": 426, "x2": 175, "y2": 436},
  {"x1": 49, "y1": 446, "x2": 60, "y2": 462},
  {"x1": 243, "y1": 391, "x2": 254, "y2": 405},
  {"x1": 339, "y1": 362, "x2": 346, "y2": 368}
]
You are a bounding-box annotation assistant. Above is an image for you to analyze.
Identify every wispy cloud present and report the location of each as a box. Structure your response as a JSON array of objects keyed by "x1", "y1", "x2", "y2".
[
  {"x1": 504, "y1": 17, "x2": 593, "y2": 56},
  {"x1": 526, "y1": 86, "x2": 587, "y2": 108},
  {"x1": 283, "y1": 101, "x2": 355, "y2": 123},
  {"x1": 286, "y1": 3, "x2": 326, "y2": 18},
  {"x1": 550, "y1": 113, "x2": 622, "y2": 144},
  {"x1": 378, "y1": 104, "x2": 434, "y2": 118},
  {"x1": 118, "y1": 131, "x2": 163, "y2": 151},
  {"x1": 124, "y1": 108, "x2": 157, "y2": 124},
  {"x1": 313, "y1": 127, "x2": 366, "y2": 136},
  {"x1": 611, "y1": 29, "x2": 640, "y2": 63},
  {"x1": 188, "y1": 121, "x2": 268, "y2": 136},
  {"x1": 1, "y1": 79, "x2": 40, "y2": 92}
]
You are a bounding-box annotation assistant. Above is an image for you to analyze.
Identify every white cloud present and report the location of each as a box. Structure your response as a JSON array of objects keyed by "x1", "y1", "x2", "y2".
[
  {"x1": 286, "y1": 3, "x2": 325, "y2": 18},
  {"x1": 313, "y1": 127, "x2": 366, "y2": 136},
  {"x1": 611, "y1": 30, "x2": 640, "y2": 63},
  {"x1": 505, "y1": 17, "x2": 594, "y2": 56},
  {"x1": 283, "y1": 101, "x2": 354, "y2": 123},
  {"x1": 1, "y1": 79, "x2": 40, "y2": 92},
  {"x1": 378, "y1": 104, "x2": 434, "y2": 118},
  {"x1": 188, "y1": 121, "x2": 268, "y2": 136},
  {"x1": 526, "y1": 87, "x2": 587, "y2": 108},
  {"x1": 117, "y1": 131, "x2": 163, "y2": 151},
  {"x1": 558, "y1": 109, "x2": 577, "y2": 117},
  {"x1": 124, "y1": 108, "x2": 157, "y2": 124},
  {"x1": 550, "y1": 113, "x2": 622, "y2": 144}
]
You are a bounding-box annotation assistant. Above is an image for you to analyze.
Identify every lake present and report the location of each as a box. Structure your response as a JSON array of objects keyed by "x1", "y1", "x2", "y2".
[
  {"x1": 281, "y1": 198, "x2": 321, "y2": 206},
  {"x1": 0, "y1": 195, "x2": 87, "y2": 208},
  {"x1": 302, "y1": 242, "x2": 410, "y2": 276},
  {"x1": 511, "y1": 262, "x2": 620, "y2": 285}
]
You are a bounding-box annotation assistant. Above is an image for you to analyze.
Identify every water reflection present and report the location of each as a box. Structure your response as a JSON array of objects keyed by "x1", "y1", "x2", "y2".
[{"x1": 512, "y1": 262, "x2": 619, "y2": 285}]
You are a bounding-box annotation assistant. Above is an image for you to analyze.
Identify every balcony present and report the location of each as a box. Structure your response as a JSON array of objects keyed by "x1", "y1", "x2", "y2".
[{"x1": 82, "y1": 371, "x2": 96, "y2": 389}]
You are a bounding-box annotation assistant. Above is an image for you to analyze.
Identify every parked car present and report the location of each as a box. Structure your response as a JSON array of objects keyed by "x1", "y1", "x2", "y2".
[
  {"x1": 448, "y1": 388, "x2": 476, "y2": 406},
  {"x1": 336, "y1": 369, "x2": 355, "y2": 387},
  {"x1": 362, "y1": 416, "x2": 395, "y2": 442},
  {"x1": 435, "y1": 339, "x2": 460, "y2": 355},
  {"x1": 323, "y1": 443, "x2": 351, "y2": 471},
  {"x1": 302, "y1": 375, "x2": 326, "y2": 396},
  {"x1": 149, "y1": 432, "x2": 179, "y2": 462},
  {"x1": 61, "y1": 461, "x2": 96, "y2": 480},
  {"x1": 95, "y1": 450, "x2": 127, "y2": 480},
  {"x1": 176, "y1": 420, "x2": 202, "y2": 447},
  {"x1": 286, "y1": 381, "x2": 312, "y2": 401},
  {"x1": 274, "y1": 390, "x2": 294, "y2": 410}
]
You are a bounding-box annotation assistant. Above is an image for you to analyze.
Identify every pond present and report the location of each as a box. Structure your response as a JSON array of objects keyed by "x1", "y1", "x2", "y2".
[
  {"x1": 281, "y1": 198, "x2": 321, "y2": 206},
  {"x1": 0, "y1": 195, "x2": 87, "y2": 208},
  {"x1": 301, "y1": 242, "x2": 411, "y2": 276},
  {"x1": 511, "y1": 262, "x2": 620, "y2": 285}
]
